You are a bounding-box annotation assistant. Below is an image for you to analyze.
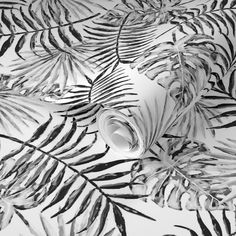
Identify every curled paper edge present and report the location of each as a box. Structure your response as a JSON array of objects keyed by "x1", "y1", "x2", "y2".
[{"x1": 97, "y1": 107, "x2": 146, "y2": 158}]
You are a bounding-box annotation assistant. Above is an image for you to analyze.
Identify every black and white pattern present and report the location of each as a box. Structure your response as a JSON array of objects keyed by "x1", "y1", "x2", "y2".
[{"x1": 0, "y1": 0, "x2": 236, "y2": 235}]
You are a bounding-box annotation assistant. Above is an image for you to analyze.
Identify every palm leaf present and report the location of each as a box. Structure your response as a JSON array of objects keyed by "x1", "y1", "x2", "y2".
[
  {"x1": 9, "y1": 45, "x2": 94, "y2": 95},
  {"x1": 169, "y1": 0, "x2": 236, "y2": 36},
  {"x1": 166, "y1": 87, "x2": 224, "y2": 138},
  {"x1": 206, "y1": 70, "x2": 236, "y2": 129},
  {"x1": 30, "y1": 0, "x2": 116, "y2": 22},
  {"x1": 101, "y1": 0, "x2": 191, "y2": 27},
  {"x1": 82, "y1": 16, "x2": 159, "y2": 71},
  {"x1": 0, "y1": 113, "x2": 155, "y2": 234},
  {"x1": 0, "y1": 1, "x2": 26, "y2": 10},
  {"x1": 130, "y1": 32, "x2": 234, "y2": 139},
  {"x1": 170, "y1": 210, "x2": 234, "y2": 236},
  {"x1": 131, "y1": 33, "x2": 214, "y2": 108},
  {"x1": 79, "y1": 0, "x2": 210, "y2": 74},
  {"x1": 101, "y1": 0, "x2": 160, "y2": 25},
  {"x1": 0, "y1": 5, "x2": 100, "y2": 58},
  {"x1": 0, "y1": 89, "x2": 44, "y2": 135},
  {"x1": 16, "y1": 209, "x2": 117, "y2": 236},
  {"x1": 131, "y1": 137, "x2": 236, "y2": 211},
  {"x1": 55, "y1": 67, "x2": 139, "y2": 124},
  {"x1": 173, "y1": 33, "x2": 236, "y2": 131}
]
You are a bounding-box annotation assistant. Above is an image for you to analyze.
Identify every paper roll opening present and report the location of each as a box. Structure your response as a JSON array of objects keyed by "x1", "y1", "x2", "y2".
[{"x1": 97, "y1": 108, "x2": 145, "y2": 157}]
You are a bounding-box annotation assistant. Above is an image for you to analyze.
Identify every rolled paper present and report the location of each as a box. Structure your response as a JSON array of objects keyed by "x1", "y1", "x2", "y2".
[{"x1": 97, "y1": 66, "x2": 178, "y2": 158}]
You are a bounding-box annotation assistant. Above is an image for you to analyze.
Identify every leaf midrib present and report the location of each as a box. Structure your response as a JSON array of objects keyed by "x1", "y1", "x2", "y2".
[
  {"x1": 0, "y1": 133, "x2": 136, "y2": 206},
  {"x1": 163, "y1": 152, "x2": 224, "y2": 206},
  {"x1": 0, "y1": 13, "x2": 100, "y2": 37}
]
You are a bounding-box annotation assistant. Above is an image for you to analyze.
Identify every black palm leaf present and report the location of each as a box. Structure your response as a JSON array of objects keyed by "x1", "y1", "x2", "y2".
[
  {"x1": 101, "y1": 0, "x2": 191, "y2": 26},
  {"x1": 204, "y1": 32, "x2": 236, "y2": 79},
  {"x1": 82, "y1": 16, "x2": 159, "y2": 71},
  {"x1": 0, "y1": 114, "x2": 155, "y2": 235},
  {"x1": 102, "y1": 0, "x2": 160, "y2": 25},
  {"x1": 55, "y1": 66, "x2": 139, "y2": 125},
  {"x1": 204, "y1": 35, "x2": 236, "y2": 130},
  {"x1": 0, "y1": 0, "x2": 27, "y2": 10},
  {"x1": 201, "y1": 79, "x2": 236, "y2": 130},
  {"x1": 0, "y1": 4, "x2": 100, "y2": 59},
  {"x1": 16, "y1": 210, "x2": 116, "y2": 236},
  {"x1": 130, "y1": 137, "x2": 236, "y2": 211},
  {"x1": 169, "y1": 0, "x2": 236, "y2": 36},
  {"x1": 164, "y1": 210, "x2": 234, "y2": 236},
  {"x1": 29, "y1": 0, "x2": 116, "y2": 22}
]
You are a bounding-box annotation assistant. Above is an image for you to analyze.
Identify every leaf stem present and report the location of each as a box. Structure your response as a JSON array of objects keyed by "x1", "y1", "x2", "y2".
[
  {"x1": 0, "y1": 133, "x2": 136, "y2": 207},
  {"x1": 0, "y1": 13, "x2": 100, "y2": 37}
]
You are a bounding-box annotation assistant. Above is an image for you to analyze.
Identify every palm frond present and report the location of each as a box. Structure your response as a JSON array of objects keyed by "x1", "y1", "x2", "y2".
[
  {"x1": 55, "y1": 67, "x2": 139, "y2": 124},
  {"x1": 16, "y1": 210, "x2": 116, "y2": 236},
  {"x1": 81, "y1": 0, "x2": 192, "y2": 73},
  {"x1": 82, "y1": 17, "x2": 159, "y2": 71},
  {"x1": 162, "y1": 32, "x2": 236, "y2": 133},
  {"x1": 205, "y1": 69, "x2": 236, "y2": 130},
  {"x1": 208, "y1": 33, "x2": 236, "y2": 78},
  {"x1": 166, "y1": 87, "x2": 225, "y2": 138},
  {"x1": 170, "y1": 210, "x2": 234, "y2": 236},
  {"x1": 131, "y1": 137, "x2": 236, "y2": 211},
  {"x1": 30, "y1": 0, "x2": 116, "y2": 22},
  {"x1": 9, "y1": 45, "x2": 94, "y2": 96},
  {"x1": 169, "y1": 0, "x2": 236, "y2": 36},
  {"x1": 0, "y1": 0, "x2": 27, "y2": 10},
  {"x1": 102, "y1": 0, "x2": 191, "y2": 26},
  {"x1": 0, "y1": 114, "x2": 155, "y2": 235},
  {"x1": 131, "y1": 33, "x2": 213, "y2": 107},
  {"x1": 0, "y1": 6, "x2": 99, "y2": 58},
  {"x1": 0, "y1": 89, "x2": 44, "y2": 135},
  {"x1": 102, "y1": 0, "x2": 160, "y2": 25}
]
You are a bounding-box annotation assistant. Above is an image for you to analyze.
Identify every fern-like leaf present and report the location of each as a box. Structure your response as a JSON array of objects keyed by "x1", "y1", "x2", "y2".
[
  {"x1": 9, "y1": 45, "x2": 94, "y2": 95},
  {"x1": 171, "y1": 210, "x2": 234, "y2": 236},
  {"x1": 0, "y1": 1, "x2": 27, "y2": 10},
  {"x1": 0, "y1": 6, "x2": 99, "y2": 58},
  {"x1": 0, "y1": 89, "x2": 44, "y2": 135},
  {"x1": 0, "y1": 114, "x2": 155, "y2": 235},
  {"x1": 82, "y1": 16, "x2": 159, "y2": 71},
  {"x1": 55, "y1": 67, "x2": 139, "y2": 124},
  {"x1": 170, "y1": 0, "x2": 236, "y2": 36}
]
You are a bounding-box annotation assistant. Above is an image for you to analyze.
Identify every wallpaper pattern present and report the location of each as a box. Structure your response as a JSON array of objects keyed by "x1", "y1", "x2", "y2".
[{"x1": 1, "y1": 0, "x2": 236, "y2": 235}]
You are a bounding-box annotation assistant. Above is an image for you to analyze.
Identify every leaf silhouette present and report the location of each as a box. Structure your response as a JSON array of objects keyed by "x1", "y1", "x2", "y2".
[
  {"x1": 0, "y1": 89, "x2": 44, "y2": 135},
  {"x1": 170, "y1": 0, "x2": 236, "y2": 36},
  {"x1": 16, "y1": 209, "x2": 117, "y2": 236},
  {"x1": 0, "y1": 113, "x2": 155, "y2": 235},
  {"x1": 54, "y1": 67, "x2": 139, "y2": 125},
  {"x1": 0, "y1": 5, "x2": 100, "y2": 58},
  {"x1": 82, "y1": 16, "x2": 159, "y2": 71},
  {"x1": 10, "y1": 45, "x2": 94, "y2": 95},
  {"x1": 172, "y1": 210, "x2": 234, "y2": 236},
  {"x1": 113, "y1": 204, "x2": 127, "y2": 236},
  {"x1": 131, "y1": 137, "x2": 236, "y2": 211},
  {"x1": 0, "y1": 1, "x2": 27, "y2": 10},
  {"x1": 1, "y1": 0, "x2": 236, "y2": 235},
  {"x1": 30, "y1": 0, "x2": 116, "y2": 22}
]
